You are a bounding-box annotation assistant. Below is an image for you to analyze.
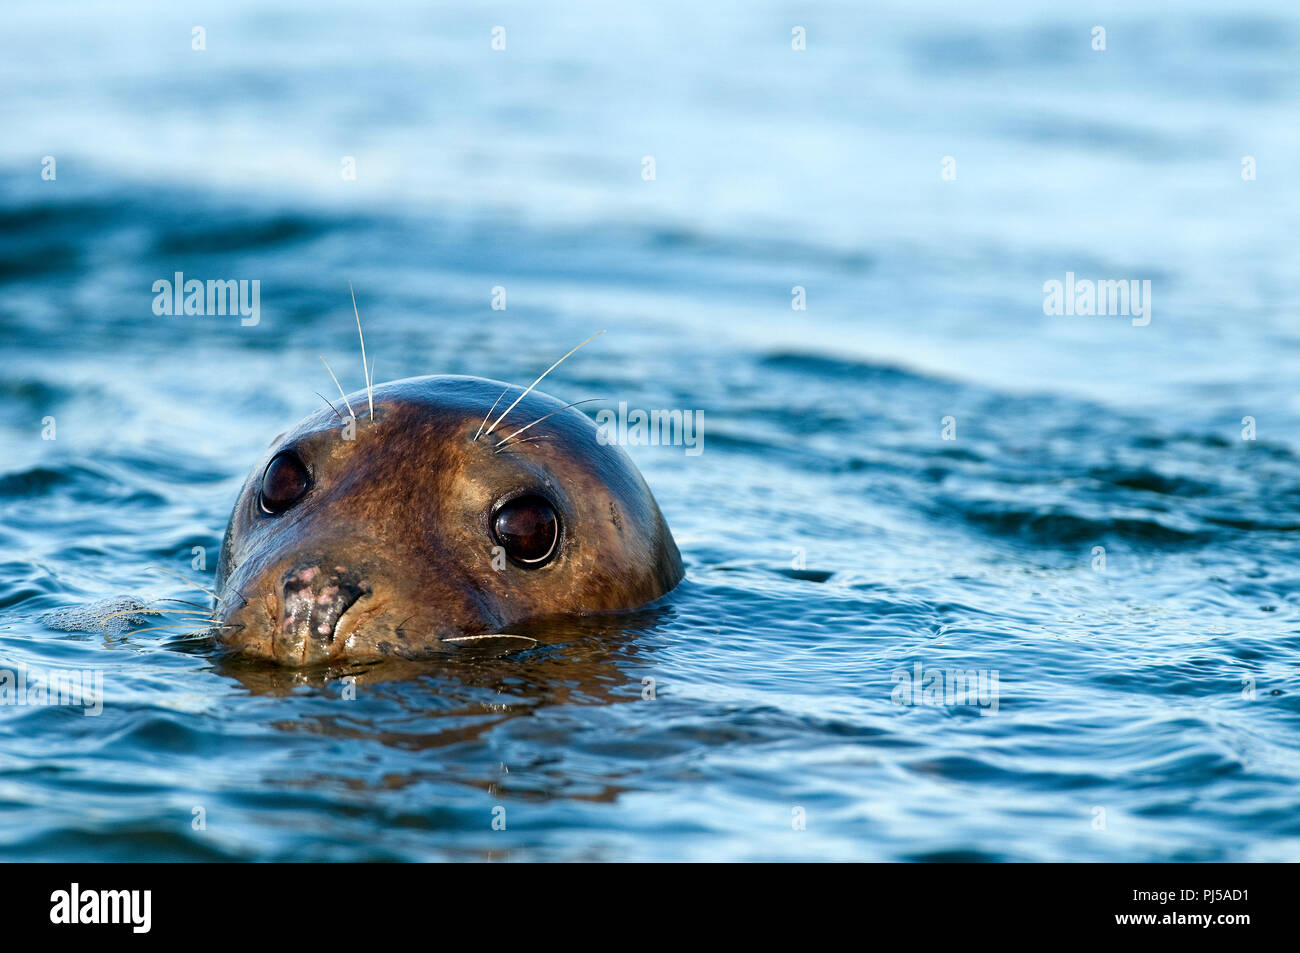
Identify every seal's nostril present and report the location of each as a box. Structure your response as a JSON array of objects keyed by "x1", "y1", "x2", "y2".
[
  {"x1": 282, "y1": 565, "x2": 322, "y2": 595},
  {"x1": 280, "y1": 565, "x2": 365, "y2": 644}
]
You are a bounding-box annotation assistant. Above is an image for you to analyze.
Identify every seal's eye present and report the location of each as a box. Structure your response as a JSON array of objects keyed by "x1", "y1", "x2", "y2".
[
  {"x1": 259, "y1": 451, "x2": 311, "y2": 515},
  {"x1": 492, "y1": 494, "x2": 560, "y2": 566}
]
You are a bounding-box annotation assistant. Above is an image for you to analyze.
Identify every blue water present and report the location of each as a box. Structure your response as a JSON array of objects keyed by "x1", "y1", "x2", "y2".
[{"x1": 2, "y1": 0, "x2": 1300, "y2": 860}]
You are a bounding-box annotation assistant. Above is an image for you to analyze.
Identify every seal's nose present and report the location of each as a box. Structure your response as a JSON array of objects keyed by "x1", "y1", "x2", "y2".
[{"x1": 280, "y1": 564, "x2": 365, "y2": 648}]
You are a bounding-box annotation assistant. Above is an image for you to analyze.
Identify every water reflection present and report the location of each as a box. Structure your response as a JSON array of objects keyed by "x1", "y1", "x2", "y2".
[{"x1": 211, "y1": 606, "x2": 673, "y2": 732}]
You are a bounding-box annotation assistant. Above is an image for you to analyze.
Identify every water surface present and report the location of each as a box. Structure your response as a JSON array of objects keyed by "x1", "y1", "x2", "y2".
[{"x1": 1, "y1": 0, "x2": 1299, "y2": 860}]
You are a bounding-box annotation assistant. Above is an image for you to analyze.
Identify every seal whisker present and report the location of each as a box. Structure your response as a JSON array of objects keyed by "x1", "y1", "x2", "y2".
[
  {"x1": 101, "y1": 605, "x2": 222, "y2": 630},
  {"x1": 494, "y1": 398, "x2": 604, "y2": 451},
  {"x1": 496, "y1": 436, "x2": 552, "y2": 452},
  {"x1": 474, "y1": 385, "x2": 512, "y2": 442},
  {"x1": 319, "y1": 356, "x2": 356, "y2": 420},
  {"x1": 100, "y1": 606, "x2": 161, "y2": 623},
  {"x1": 442, "y1": 633, "x2": 538, "y2": 646},
  {"x1": 349, "y1": 282, "x2": 374, "y2": 420},
  {"x1": 157, "y1": 597, "x2": 211, "y2": 610},
  {"x1": 102, "y1": 605, "x2": 208, "y2": 621},
  {"x1": 480, "y1": 330, "x2": 606, "y2": 439},
  {"x1": 145, "y1": 566, "x2": 225, "y2": 605},
  {"x1": 124, "y1": 623, "x2": 231, "y2": 635},
  {"x1": 315, "y1": 392, "x2": 345, "y2": 422}
]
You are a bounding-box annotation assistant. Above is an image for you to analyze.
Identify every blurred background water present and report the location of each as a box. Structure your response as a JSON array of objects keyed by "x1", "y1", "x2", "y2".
[{"x1": 1, "y1": 0, "x2": 1298, "y2": 860}]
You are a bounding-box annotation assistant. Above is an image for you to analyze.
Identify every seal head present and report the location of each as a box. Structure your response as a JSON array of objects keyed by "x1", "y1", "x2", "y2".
[{"x1": 213, "y1": 375, "x2": 683, "y2": 665}]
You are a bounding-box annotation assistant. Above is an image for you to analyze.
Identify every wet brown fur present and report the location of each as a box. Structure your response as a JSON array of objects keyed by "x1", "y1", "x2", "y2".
[{"x1": 213, "y1": 375, "x2": 683, "y2": 665}]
